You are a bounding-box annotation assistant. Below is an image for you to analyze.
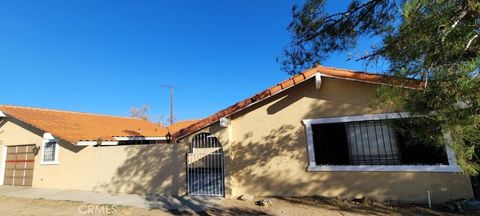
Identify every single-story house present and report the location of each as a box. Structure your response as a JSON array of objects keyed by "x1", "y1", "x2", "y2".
[{"x1": 0, "y1": 65, "x2": 474, "y2": 203}]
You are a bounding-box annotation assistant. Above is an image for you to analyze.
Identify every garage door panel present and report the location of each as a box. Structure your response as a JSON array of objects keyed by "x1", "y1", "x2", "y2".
[
  {"x1": 25, "y1": 168, "x2": 33, "y2": 175},
  {"x1": 15, "y1": 154, "x2": 26, "y2": 160},
  {"x1": 4, "y1": 169, "x2": 15, "y2": 176},
  {"x1": 11, "y1": 163, "x2": 19, "y2": 169},
  {"x1": 12, "y1": 163, "x2": 35, "y2": 169},
  {"x1": 3, "y1": 177, "x2": 13, "y2": 185},
  {"x1": 16, "y1": 146, "x2": 27, "y2": 153},
  {"x1": 25, "y1": 163, "x2": 34, "y2": 169},
  {"x1": 13, "y1": 177, "x2": 25, "y2": 185},
  {"x1": 6, "y1": 148, "x2": 16, "y2": 153},
  {"x1": 14, "y1": 163, "x2": 24, "y2": 169},
  {"x1": 11, "y1": 168, "x2": 33, "y2": 171},
  {"x1": 5, "y1": 163, "x2": 16, "y2": 169},
  {"x1": 23, "y1": 178, "x2": 33, "y2": 186},
  {"x1": 6, "y1": 154, "x2": 16, "y2": 160},
  {"x1": 3, "y1": 145, "x2": 35, "y2": 187}
]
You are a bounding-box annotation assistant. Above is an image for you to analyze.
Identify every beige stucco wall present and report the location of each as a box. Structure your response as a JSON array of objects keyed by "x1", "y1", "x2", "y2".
[
  {"x1": 0, "y1": 76, "x2": 474, "y2": 202},
  {"x1": 32, "y1": 142, "x2": 185, "y2": 195},
  {"x1": 0, "y1": 117, "x2": 184, "y2": 195},
  {"x1": 0, "y1": 118, "x2": 44, "y2": 147},
  {"x1": 179, "y1": 76, "x2": 473, "y2": 203}
]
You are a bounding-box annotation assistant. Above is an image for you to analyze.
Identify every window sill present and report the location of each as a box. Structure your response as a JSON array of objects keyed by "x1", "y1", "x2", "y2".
[
  {"x1": 307, "y1": 165, "x2": 462, "y2": 173},
  {"x1": 40, "y1": 161, "x2": 59, "y2": 165}
]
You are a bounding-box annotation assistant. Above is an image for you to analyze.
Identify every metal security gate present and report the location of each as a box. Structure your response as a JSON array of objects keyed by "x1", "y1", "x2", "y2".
[
  {"x1": 187, "y1": 133, "x2": 224, "y2": 196},
  {"x1": 3, "y1": 145, "x2": 35, "y2": 186}
]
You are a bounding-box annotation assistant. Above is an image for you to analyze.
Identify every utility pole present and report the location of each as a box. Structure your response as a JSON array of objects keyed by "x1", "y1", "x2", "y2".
[{"x1": 161, "y1": 85, "x2": 175, "y2": 126}]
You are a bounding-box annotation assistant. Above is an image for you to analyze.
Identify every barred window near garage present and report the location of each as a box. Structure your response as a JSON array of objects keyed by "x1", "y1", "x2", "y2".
[
  {"x1": 311, "y1": 119, "x2": 449, "y2": 166},
  {"x1": 43, "y1": 141, "x2": 57, "y2": 162}
]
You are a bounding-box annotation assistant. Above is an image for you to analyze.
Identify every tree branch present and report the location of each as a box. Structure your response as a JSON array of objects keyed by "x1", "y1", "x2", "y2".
[
  {"x1": 292, "y1": 0, "x2": 382, "y2": 44},
  {"x1": 465, "y1": 34, "x2": 479, "y2": 51},
  {"x1": 442, "y1": 8, "x2": 468, "y2": 42}
]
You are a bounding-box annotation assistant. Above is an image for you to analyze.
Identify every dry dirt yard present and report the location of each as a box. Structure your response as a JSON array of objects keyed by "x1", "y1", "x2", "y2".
[{"x1": 0, "y1": 195, "x2": 476, "y2": 216}]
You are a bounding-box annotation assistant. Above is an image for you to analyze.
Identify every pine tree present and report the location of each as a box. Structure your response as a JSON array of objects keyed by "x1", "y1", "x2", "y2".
[{"x1": 282, "y1": 0, "x2": 480, "y2": 174}]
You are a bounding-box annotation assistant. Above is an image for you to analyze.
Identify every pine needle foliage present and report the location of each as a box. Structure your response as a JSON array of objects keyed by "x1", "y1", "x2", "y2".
[{"x1": 282, "y1": 0, "x2": 480, "y2": 175}]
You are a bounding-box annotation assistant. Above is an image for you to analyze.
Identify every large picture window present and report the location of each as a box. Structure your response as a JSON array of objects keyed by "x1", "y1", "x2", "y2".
[{"x1": 303, "y1": 113, "x2": 460, "y2": 172}]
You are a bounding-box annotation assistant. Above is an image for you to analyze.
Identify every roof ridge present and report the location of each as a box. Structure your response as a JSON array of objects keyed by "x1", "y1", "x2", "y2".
[{"x1": 0, "y1": 104, "x2": 144, "y2": 121}]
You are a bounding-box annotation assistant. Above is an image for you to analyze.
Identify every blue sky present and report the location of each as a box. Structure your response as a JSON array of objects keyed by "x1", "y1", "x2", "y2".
[{"x1": 0, "y1": 0, "x2": 383, "y2": 122}]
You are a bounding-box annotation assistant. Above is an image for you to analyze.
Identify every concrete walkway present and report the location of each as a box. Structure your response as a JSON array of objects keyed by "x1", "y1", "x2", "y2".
[{"x1": 0, "y1": 186, "x2": 221, "y2": 212}]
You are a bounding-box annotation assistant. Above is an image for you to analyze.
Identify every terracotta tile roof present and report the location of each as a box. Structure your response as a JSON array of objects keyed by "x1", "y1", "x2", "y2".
[
  {"x1": 174, "y1": 65, "x2": 423, "y2": 139},
  {"x1": 168, "y1": 120, "x2": 200, "y2": 134},
  {"x1": 0, "y1": 105, "x2": 169, "y2": 144}
]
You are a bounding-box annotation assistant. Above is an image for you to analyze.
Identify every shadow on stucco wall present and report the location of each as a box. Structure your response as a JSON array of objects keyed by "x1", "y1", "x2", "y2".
[
  {"x1": 227, "y1": 78, "x2": 471, "y2": 203},
  {"x1": 93, "y1": 77, "x2": 471, "y2": 212},
  {"x1": 93, "y1": 142, "x2": 182, "y2": 195},
  {"x1": 228, "y1": 123, "x2": 438, "y2": 200}
]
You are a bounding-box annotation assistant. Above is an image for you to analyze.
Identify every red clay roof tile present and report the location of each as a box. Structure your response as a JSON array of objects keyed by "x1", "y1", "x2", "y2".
[
  {"x1": 168, "y1": 120, "x2": 200, "y2": 134},
  {"x1": 0, "y1": 105, "x2": 170, "y2": 144}
]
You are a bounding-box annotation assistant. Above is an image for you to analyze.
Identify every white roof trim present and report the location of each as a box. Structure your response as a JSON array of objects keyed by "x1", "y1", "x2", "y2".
[
  {"x1": 76, "y1": 141, "x2": 97, "y2": 146},
  {"x1": 43, "y1": 133, "x2": 56, "y2": 140},
  {"x1": 0, "y1": 111, "x2": 5, "y2": 117},
  {"x1": 113, "y1": 136, "x2": 167, "y2": 141},
  {"x1": 100, "y1": 141, "x2": 119, "y2": 146},
  {"x1": 76, "y1": 141, "x2": 119, "y2": 146},
  {"x1": 76, "y1": 137, "x2": 166, "y2": 146}
]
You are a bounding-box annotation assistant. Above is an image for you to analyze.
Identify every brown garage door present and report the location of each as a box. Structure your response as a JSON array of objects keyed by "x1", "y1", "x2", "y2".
[{"x1": 3, "y1": 145, "x2": 35, "y2": 186}]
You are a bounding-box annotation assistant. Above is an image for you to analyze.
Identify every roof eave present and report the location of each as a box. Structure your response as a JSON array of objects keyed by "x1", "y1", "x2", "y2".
[
  {"x1": 174, "y1": 70, "x2": 321, "y2": 140},
  {"x1": 0, "y1": 110, "x2": 77, "y2": 145},
  {"x1": 173, "y1": 66, "x2": 424, "y2": 140}
]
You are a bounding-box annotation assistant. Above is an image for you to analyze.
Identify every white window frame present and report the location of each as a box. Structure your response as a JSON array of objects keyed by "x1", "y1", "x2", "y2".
[
  {"x1": 41, "y1": 137, "x2": 59, "y2": 165},
  {"x1": 302, "y1": 113, "x2": 462, "y2": 172}
]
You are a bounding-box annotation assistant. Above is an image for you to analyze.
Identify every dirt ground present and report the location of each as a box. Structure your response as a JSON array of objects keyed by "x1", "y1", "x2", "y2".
[{"x1": 0, "y1": 195, "x2": 476, "y2": 216}]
